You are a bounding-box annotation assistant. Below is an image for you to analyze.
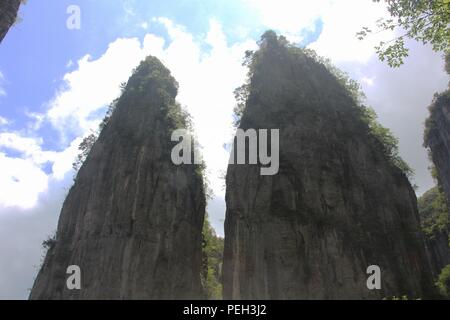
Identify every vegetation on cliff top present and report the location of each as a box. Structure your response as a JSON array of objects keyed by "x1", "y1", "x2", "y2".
[
  {"x1": 73, "y1": 56, "x2": 195, "y2": 166},
  {"x1": 234, "y1": 30, "x2": 414, "y2": 178}
]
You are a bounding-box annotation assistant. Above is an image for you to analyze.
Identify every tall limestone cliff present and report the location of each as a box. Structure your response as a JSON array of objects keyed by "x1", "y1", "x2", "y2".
[
  {"x1": 424, "y1": 54, "x2": 450, "y2": 218},
  {"x1": 0, "y1": 0, "x2": 21, "y2": 43},
  {"x1": 223, "y1": 31, "x2": 435, "y2": 299},
  {"x1": 30, "y1": 56, "x2": 206, "y2": 299}
]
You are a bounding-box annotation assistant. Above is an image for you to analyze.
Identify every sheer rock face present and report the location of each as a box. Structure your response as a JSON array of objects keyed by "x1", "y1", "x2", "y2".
[
  {"x1": 223, "y1": 37, "x2": 435, "y2": 299},
  {"x1": 0, "y1": 0, "x2": 21, "y2": 43},
  {"x1": 425, "y1": 92, "x2": 450, "y2": 217},
  {"x1": 30, "y1": 57, "x2": 205, "y2": 300},
  {"x1": 422, "y1": 55, "x2": 450, "y2": 279},
  {"x1": 425, "y1": 231, "x2": 450, "y2": 277}
]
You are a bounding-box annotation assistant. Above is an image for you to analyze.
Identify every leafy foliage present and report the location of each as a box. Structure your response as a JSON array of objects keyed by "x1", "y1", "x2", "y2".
[
  {"x1": 201, "y1": 216, "x2": 224, "y2": 299},
  {"x1": 72, "y1": 95, "x2": 121, "y2": 173},
  {"x1": 42, "y1": 233, "x2": 57, "y2": 250},
  {"x1": 436, "y1": 264, "x2": 450, "y2": 298},
  {"x1": 357, "y1": 0, "x2": 450, "y2": 67},
  {"x1": 72, "y1": 133, "x2": 97, "y2": 172},
  {"x1": 232, "y1": 84, "x2": 250, "y2": 127},
  {"x1": 99, "y1": 99, "x2": 119, "y2": 131},
  {"x1": 360, "y1": 105, "x2": 414, "y2": 178},
  {"x1": 418, "y1": 186, "x2": 450, "y2": 238},
  {"x1": 166, "y1": 102, "x2": 193, "y2": 131}
]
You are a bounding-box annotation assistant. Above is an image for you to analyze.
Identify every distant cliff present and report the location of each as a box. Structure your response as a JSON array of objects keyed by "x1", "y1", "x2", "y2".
[
  {"x1": 30, "y1": 56, "x2": 206, "y2": 299},
  {"x1": 223, "y1": 31, "x2": 435, "y2": 299},
  {"x1": 424, "y1": 54, "x2": 450, "y2": 219},
  {"x1": 0, "y1": 0, "x2": 21, "y2": 43}
]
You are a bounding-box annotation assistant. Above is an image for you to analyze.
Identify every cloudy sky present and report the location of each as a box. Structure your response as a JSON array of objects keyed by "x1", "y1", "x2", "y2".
[{"x1": 0, "y1": 0, "x2": 448, "y2": 299}]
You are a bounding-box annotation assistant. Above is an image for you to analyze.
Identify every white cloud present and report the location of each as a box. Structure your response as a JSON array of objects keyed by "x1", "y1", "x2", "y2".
[
  {"x1": 0, "y1": 132, "x2": 80, "y2": 208},
  {"x1": 47, "y1": 38, "x2": 151, "y2": 138},
  {"x1": 0, "y1": 153, "x2": 49, "y2": 209},
  {"x1": 0, "y1": 116, "x2": 9, "y2": 126},
  {"x1": 361, "y1": 76, "x2": 375, "y2": 87},
  {"x1": 51, "y1": 137, "x2": 82, "y2": 180},
  {"x1": 0, "y1": 133, "x2": 54, "y2": 165},
  {"x1": 308, "y1": 0, "x2": 393, "y2": 63},
  {"x1": 66, "y1": 59, "x2": 74, "y2": 69},
  {"x1": 24, "y1": 112, "x2": 45, "y2": 131}
]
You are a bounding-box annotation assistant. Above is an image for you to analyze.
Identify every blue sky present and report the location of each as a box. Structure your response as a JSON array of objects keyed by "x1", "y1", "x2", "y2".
[
  {"x1": 0, "y1": 0, "x2": 321, "y2": 150},
  {"x1": 0, "y1": 0, "x2": 448, "y2": 299}
]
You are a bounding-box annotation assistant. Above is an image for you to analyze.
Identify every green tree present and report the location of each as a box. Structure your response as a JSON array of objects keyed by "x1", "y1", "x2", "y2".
[
  {"x1": 201, "y1": 216, "x2": 224, "y2": 299},
  {"x1": 72, "y1": 133, "x2": 97, "y2": 172},
  {"x1": 72, "y1": 98, "x2": 119, "y2": 172},
  {"x1": 357, "y1": 0, "x2": 449, "y2": 67},
  {"x1": 418, "y1": 186, "x2": 450, "y2": 237},
  {"x1": 436, "y1": 264, "x2": 450, "y2": 298}
]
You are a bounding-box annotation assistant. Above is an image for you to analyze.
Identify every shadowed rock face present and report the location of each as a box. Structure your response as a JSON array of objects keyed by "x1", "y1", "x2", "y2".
[
  {"x1": 425, "y1": 91, "x2": 450, "y2": 218},
  {"x1": 0, "y1": 0, "x2": 21, "y2": 43},
  {"x1": 29, "y1": 56, "x2": 206, "y2": 300},
  {"x1": 424, "y1": 229, "x2": 450, "y2": 278},
  {"x1": 223, "y1": 33, "x2": 435, "y2": 299}
]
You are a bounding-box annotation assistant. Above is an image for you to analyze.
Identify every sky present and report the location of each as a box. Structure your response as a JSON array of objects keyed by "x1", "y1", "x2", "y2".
[{"x1": 0, "y1": 0, "x2": 448, "y2": 299}]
